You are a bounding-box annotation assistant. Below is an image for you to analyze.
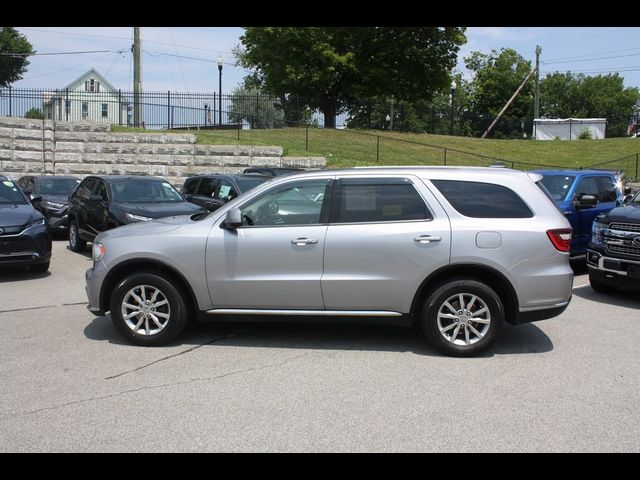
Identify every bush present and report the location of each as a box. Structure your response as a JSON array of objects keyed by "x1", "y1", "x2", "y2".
[{"x1": 578, "y1": 129, "x2": 592, "y2": 140}]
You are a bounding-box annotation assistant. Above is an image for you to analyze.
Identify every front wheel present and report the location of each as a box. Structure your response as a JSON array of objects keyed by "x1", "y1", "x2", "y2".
[
  {"x1": 110, "y1": 271, "x2": 189, "y2": 346},
  {"x1": 421, "y1": 279, "x2": 504, "y2": 357},
  {"x1": 68, "y1": 219, "x2": 87, "y2": 252}
]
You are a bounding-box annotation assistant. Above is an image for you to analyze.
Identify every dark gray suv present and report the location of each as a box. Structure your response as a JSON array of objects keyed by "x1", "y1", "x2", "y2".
[{"x1": 85, "y1": 167, "x2": 574, "y2": 356}]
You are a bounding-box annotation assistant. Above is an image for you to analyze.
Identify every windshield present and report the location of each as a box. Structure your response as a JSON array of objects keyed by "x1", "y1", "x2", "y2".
[
  {"x1": 236, "y1": 177, "x2": 269, "y2": 192},
  {"x1": 539, "y1": 175, "x2": 576, "y2": 202},
  {"x1": 0, "y1": 179, "x2": 28, "y2": 205},
  {"x1": 111, "y1": 180, "x2": 184, "y2": 204},
  {"x1": 632, "y1": 191, "x2": 640, "y2": 206},
  {"x1": 37, "y1": 178, "x2": 81, "y2": 195}
]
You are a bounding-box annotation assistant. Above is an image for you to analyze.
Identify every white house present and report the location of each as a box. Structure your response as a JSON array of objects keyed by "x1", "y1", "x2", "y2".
[{"x1": 42, "y1": 69, "x2": 128, "y2": 125}]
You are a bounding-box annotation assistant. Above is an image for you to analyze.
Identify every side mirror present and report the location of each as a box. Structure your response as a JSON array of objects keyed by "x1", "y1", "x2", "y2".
[
  {"x1": 222, "y1": 208, "x2": 242, "y2": 229},
  {"x1": 577, "y1": 194, "x2": 598, "y2": 209},
  {"x1": 184, "y1": 194, "x2": 193, "y2": 201},
  {"x1": 29, "y1": 194, "x2": 42, "y2": 203},
  {"x1": 624, "y1": 187, "x2": 632, "y2": 195}
]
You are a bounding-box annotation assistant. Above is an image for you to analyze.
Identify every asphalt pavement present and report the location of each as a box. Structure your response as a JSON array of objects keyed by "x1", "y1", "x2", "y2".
[{"x1": 0, "y1": 240, "x2": 639, "y2": 452}]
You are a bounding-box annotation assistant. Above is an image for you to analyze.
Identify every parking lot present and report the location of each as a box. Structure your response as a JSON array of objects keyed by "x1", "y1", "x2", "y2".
[{"x1": 1, "y1": 238, "x2": 639, "y2": 452}]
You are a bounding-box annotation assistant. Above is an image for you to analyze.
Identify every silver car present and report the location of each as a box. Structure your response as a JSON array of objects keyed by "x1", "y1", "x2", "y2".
[{"x1": 85, "y1": 167, "x2": 573, "y2": 356}]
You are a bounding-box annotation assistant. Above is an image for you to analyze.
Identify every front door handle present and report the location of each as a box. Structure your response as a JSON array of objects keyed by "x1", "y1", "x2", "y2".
[
  {"x1": 291, "y1": 237, "x2": 319, "y2": 246},
  {"x1": 414, "y1": 235, "x2": 441, "y2": 244}
]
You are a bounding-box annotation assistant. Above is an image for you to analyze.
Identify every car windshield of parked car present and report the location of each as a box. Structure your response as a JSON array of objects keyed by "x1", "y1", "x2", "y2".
[
  {"x1": 539, "y1": 175, "x2": 576, "y2": 201},
  {"x1": 111, "y1": 180, "x2": 184, "y2": 204},
  {"x1": 0, "y1": 179, "x2": 28, "y2": 205},
  {"x1": 236, "y1": 177, "x2": 269, "y2": 193},
  {"x1": 37, "y1": 178, "x2": 81, "y2": 195}
]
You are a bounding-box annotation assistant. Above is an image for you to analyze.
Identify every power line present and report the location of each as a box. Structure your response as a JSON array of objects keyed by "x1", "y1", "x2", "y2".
[
  {"x1": 544, "y1": 46, "x2": 640, "y2": 63},
  {"x1": 544, "y1": 52, "x2": 640, "y2": 66},
  {"x1": 0, "y1": 49, "x2": 127, "y2": 57},
  {"x1": 142, "y1": 50, "x2": 236, "y2": 67},
  {"x1": 19, "y1": 27, "x2": 235, "y2": 56},
  {"x1": 541, "y1": 66, "x2": 640, "y2": 75},
  {"x1": 542, "y1": 27, "x2": 628, "y2": 50}
]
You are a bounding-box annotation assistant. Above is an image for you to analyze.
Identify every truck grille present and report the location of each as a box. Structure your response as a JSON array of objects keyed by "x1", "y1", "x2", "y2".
[
  {"x1": 610, "y1": 222, "x2": 640, "y2": 233},
  {"x1": 605, "y1": 222, "x2": 640, "y2": 258}
]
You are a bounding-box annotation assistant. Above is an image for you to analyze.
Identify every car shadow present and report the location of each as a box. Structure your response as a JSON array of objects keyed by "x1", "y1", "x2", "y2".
[
  {"x1": 572, "y1": 283, "x2": 640, "y2": 309},
  {"x1": 0, "y1": 266, "x2": 51, "y2": 282},
  {"x1": 65, "y1": 245, "x2": 92, "y2": 259},
  {"x1": 84, "y1": 315, "x2": 553, "y2": 357}
]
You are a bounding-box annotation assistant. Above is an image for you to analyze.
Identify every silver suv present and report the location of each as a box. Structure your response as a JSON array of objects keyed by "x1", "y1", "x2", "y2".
[{"x1": 85, "y1": 167, "x2": 573, "y2": 356}]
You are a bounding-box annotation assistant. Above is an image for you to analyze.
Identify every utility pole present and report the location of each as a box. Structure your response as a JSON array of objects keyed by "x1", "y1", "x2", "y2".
[
  {"x1": 133, "y1": 27, "x2": 142, "y2": 128},
  {"x1": 482, "y1": 67, "x2": 536, "y2": 139},
  {"x1": 534, "y1": 45, "x2": 541, "y2": 121}
]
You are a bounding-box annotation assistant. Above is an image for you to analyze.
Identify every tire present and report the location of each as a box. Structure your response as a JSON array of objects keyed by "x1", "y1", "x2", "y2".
[
  {"x1": 421, "y1": 279, "x2": 504, "y2": 357},
  {"x1": 589, "y1": 275, "x2": 618, "y2": 294},
  {"x1": 68, "y1": 219, "x2": 87, "y2": 252},
  {"x1": 30, "y1": 261, "x2": 50, "y2": 273},
  {"x1": 110, "y1": 270, "x2": 189, "y2": 346}
]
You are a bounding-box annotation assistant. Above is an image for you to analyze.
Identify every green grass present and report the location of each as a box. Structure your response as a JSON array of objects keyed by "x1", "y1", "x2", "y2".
[{"x1": 111, "y1": 125, "x2": 640, "y2": 177}]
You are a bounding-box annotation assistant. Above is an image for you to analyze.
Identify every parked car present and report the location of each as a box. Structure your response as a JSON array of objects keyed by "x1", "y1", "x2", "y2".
[
  {"x1": 182, "y1": 173, "x2": 270, "y2": 212},
  {"x1": 0, "y1": 175, "x2": 52, "y2": 273},
  {"x1": 242, "y1": 167, "x2": 305, "y2": 177},
  {"x1": 85, "y1": 167, "x2": 573, "y2": 357},
  {"x1": 67, "y1": 175, "x2": 206, "y2": 252},
  {"x1": 16, "y1": 175, "x2": 81, "y2": 234},
  {"x1": 588, "y1": 189, "x2": 640, "y2": 292},
  {"x1": 534, "y1": 169, "x2": 629, "y2": 258}
]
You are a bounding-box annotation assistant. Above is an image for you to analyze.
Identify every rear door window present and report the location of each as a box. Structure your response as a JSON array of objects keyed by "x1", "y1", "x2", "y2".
[
  {"x1": 431, "y1": 180, "x2": 533, "y2": 218},
  {"x1": 197, "y1": 178, "x2": 219, "y2": 197},
  {"x1": 335, "y1": 178, "x2": 432, "y2": 223}
]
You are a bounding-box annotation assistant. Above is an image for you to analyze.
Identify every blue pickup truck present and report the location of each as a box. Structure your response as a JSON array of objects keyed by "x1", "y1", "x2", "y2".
[{"x1": 534, "y1": 169, "x2": 630, "y2": 258}]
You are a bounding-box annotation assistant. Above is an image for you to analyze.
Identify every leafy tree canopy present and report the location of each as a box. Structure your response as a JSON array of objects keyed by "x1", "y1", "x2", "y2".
[
  {"x1": 0, "y1": 27, "x2": 34, "y2": 87},
  {"x1": 236, "y1": 27, "x2": 466, "y2": 128}
]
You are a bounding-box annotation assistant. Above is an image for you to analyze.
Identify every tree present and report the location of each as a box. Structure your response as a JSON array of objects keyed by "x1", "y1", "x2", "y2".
[
  {"x1": 236, "y1": 27, "x2": 466, "y2": 128},
  {"x1": 228, "y1": 85, "x2": 285, "y2": 129},
  {"x1": 464, "y1": 48, "x2": 534, "y2": 138},
  {"x1": 0, "y1": 27, "x2": 34, "y2": 87},
  {"x1": 540, "y1": 72, "x2": 640, "y2": 137},
  {"x1": 24, "y1": 107, "x2": 43, "y2": 119}
]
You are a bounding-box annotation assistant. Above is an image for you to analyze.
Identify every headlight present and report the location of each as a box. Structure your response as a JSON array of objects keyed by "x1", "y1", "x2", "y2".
[
  {"x1": 25, "y1": 218, "x2": 45, "y2": 229},
  {"x1": 591, "y1": 221, "x2": 606, "y2": 245},
  {"x1": 92, "y1": 242, "x2": 107, "y2": 262},
  {"x1": 124, "y1": 212, "x2": 153, "y2": 223}
]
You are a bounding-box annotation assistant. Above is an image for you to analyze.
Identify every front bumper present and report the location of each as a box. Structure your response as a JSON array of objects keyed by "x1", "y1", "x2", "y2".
[
  {"x1": 85, "y1": 262, "x2": 108, "y2": 316},
  {"x1": 0, "y1": 226, "x2": 52, "y2": 268},
  {"x1": 587, "y1": 249, "x2": 640, "y2": 290}
]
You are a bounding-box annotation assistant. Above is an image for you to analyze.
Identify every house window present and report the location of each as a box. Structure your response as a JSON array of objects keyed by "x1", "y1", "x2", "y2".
[
  {"x1": 82, "y1": 102, "x2": 88, "y2": 120},
  {"x1": 85, "y1": 78, "x2": 100, "y2": 93},
  {"x1": 101, "y1": 103, "x2": 108, "y2": 118}
]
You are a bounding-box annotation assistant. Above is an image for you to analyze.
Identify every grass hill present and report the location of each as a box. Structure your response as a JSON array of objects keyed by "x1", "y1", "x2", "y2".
[{"x1": 112, "y1": 126, "x2": 640, "y2": 179}]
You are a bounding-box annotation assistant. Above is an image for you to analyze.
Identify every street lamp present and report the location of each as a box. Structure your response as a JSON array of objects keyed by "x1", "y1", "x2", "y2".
[
  {"x1": 450, "y1": 80, "x2": 456, "y2": 135},
  {"x1": 217, "y1": 56, "x2": 223, "y2": 126},
  {"x1": 385, "y1": 114, "x2": 391, "y2": 130}
]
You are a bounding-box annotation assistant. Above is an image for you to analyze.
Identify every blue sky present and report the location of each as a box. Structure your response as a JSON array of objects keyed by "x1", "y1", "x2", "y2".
[{"x1": 12, "y1": 27, "x2": 640, "y2": 94}]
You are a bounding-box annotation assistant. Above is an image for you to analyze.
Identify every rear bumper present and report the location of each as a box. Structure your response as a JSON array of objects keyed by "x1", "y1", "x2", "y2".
[{"x1": 513, "y1": 298, "x2": 571, "y2": 324}]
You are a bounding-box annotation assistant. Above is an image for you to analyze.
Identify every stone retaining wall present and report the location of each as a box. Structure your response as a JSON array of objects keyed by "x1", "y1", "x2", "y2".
[{"x1": 0, "y1": 117, "x2": 326, "y2": 186}]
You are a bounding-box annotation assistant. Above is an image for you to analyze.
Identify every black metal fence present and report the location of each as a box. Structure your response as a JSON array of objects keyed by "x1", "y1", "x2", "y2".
[{"x1": 0, "y1": 87, "x2": 350, "y2": 129}]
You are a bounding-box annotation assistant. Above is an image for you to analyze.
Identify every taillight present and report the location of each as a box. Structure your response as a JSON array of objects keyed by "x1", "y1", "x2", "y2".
[{"x1": 547, "y1": 228, "x2": 572, "y2": 252}]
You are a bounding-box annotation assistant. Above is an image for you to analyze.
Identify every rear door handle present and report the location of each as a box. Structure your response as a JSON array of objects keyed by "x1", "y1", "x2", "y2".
[
  {"x1": 291, "y1": 237, "x2": 318, "y2": 246},
  {"x1": 414, "y1": 235, "x2": 441, "y2": 244}
]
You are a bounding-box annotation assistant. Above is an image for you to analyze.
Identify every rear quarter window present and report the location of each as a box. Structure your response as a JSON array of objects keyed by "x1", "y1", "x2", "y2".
[{"x1": 431, "y1": 180, "x2": 534, "y2": 218}]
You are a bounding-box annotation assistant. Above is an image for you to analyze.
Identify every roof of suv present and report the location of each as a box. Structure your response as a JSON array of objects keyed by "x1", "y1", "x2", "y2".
[
  {"x1": 186, "y1": 173, "x2": 271, "y2": 180},
  {"x1": 85, "y1": 175, "x2": 171, "y2": 183}
]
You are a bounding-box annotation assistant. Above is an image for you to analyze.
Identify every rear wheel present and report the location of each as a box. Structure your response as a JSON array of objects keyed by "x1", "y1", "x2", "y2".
[
  {"x1": 110, "y1": 270, "x2": 189, "y2": 346},
  {"x1": 421, "y1": 279, "x2": 504, "y2": 357},
  {"x1": 68, "y1": 219, "x2": 87, "y2": 252}
]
